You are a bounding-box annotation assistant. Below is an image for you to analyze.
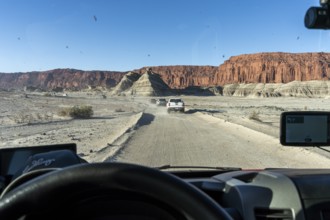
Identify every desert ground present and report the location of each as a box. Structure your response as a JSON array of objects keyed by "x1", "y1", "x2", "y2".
[{"x1": 1, "y1": 90, "x2": 330, "y2": 169}]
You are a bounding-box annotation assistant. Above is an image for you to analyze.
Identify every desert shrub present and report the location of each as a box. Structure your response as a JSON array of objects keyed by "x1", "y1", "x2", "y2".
[
  {"x1": 11, "y1": 113, "x2": 33, "y2": 124},
  {"x1": 69, "y1": 105, "x2": 93, "y2": 119},
  {"x1": 44, "y1": 112, "x2": 54, "y2": 121},
  {"x1": 248, "y1": 110, "x2": 261, "y2": 122},
  {"x1": 36, "y1": 113, "x2": 43, "y2": 120},
  {"x1": 58, "y1": 107, "x2": 71, "y2": 117},
  {"x1": 115, "y1": 108, "x2": 125, "y2": 112}
]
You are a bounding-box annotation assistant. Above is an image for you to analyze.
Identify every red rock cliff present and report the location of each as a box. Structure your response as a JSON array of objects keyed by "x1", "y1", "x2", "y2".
[
  {"x1": 136, "y1": 53, "x2": 330, "y2": 88},
  {"x1": 215, "y1": 52, "x2": 330, "y2": 85},
  {"x1": 1, "y1": 52, "x2": 330, "y2": 90},
  {"x1": 135, "y1": 66, "x2": 218, "y2": 89},
  {"x1": 0, "y1": 69, "x2": 126, "y2": 90}
]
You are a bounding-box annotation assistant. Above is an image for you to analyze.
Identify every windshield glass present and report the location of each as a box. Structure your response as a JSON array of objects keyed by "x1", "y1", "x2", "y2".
[{"x1": 1, "y1": 0, "x2": 330, "y2": 169}]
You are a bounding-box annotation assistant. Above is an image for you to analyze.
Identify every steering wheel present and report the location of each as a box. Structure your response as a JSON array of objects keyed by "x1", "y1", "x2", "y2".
[{"x1": 0, "y1": 163, "x2": 233, "y2": 220}]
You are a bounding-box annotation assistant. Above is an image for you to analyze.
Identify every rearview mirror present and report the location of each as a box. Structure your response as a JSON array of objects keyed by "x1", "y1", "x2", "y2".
[{"x1": 280, "y1": 112, "x2": 330, "y2": 146}]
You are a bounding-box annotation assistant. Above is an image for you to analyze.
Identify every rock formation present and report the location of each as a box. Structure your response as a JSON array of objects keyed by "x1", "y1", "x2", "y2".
[
  {"x1": 1, "y1": 52, "x2": 330, "y2": 91},
  {"x1": 222, "y1": 81, "x2": 330, "y2": 98},
  {"x1": 215, "y1": 52, "x2": 330, "y2": 85},
  {"x1": 0, "y1": 69, "x2": 125, "y2": 91},
  {"x1": 110, "y1": 72, "x2": 141, "y2": 95},
  {"x1": 135, "y1": 66, "x2": 218, "y2": 89},
  {"x1": 126, "y1": 69, "x2": 172, "y2": 96},
  {"x1": 273, "y1": 80, "x2": 330, "y2": 97},
  {"x1": 223, "y1": 83, "x2": 281, "y2": 97},
  {"x1": 133, "y1": 53, "x2": 330, "y2": 88}
]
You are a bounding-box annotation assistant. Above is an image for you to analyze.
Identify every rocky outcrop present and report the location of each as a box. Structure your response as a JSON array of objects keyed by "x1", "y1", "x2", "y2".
[
  {"x1": 127, "y1": 70, "x2": 172, "y2": 96},
  {"x1": 1, "y1": 52, "x2": 330, "y2": 91},
  {"x1": 0, "y1": 69, "x2": 126, "y2": 91},
  {"x1": 135, "y1": 66, "x2": 218, "y2": 89},
  {"x1": 178, "y1": 86, "x2": 222, "y2": 96},
  {"x1": 110, "y1": 72, "x2": 141, "y2": 95},
  {"x1": 134, "y1": 53, "x2": 330, "y2": 88},
  {"x1": 222, "y1": 81, "x2": 330, "y2": 98},
  {"x1": 216, "y1": 52, "x2": 330, "y2": 85},
  {"x1": 112, "y1": 68, "x2": 220, "y2": 96},
  {"x1": 273, "y1": 80, "x2": 330, "y2": 97},
  {"x1": 223, "y1": 83, "x2": 282, "y2": 97}
]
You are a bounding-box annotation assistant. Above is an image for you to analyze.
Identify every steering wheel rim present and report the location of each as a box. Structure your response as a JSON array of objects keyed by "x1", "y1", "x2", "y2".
[
  {"x1": 0, "y1": 168, "x2": 60, "y2": 198},
  {"x1": 0, "y1": 162, "x2": 233, "y2": 220}
]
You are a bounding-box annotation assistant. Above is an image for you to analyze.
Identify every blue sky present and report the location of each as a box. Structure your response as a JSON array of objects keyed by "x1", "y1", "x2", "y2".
[{"x1": 0, "y1": 0, "x2": 327, "y2": 73}]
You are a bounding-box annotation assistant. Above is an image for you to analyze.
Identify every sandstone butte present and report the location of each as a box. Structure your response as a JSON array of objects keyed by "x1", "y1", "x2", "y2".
[{"x1": 0, "y1": 52, "x2": 329, "y2": 90}]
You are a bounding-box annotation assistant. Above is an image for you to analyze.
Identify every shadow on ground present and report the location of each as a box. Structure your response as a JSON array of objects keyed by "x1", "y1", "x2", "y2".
[
  {"x1": 91, "y1": 116, "x2": 115, "y2": 120},
  {"x1": 184, "y1": 109, "x2": 225, "y2": 114},
  {"x1": 137, "y1": 113, "x2": 155, "y2": 126}
]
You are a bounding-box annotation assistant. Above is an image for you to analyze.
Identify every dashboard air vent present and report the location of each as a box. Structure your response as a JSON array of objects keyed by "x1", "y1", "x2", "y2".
[{"x1": 254, "y1": 208, "x2": 293, "y2": 220}]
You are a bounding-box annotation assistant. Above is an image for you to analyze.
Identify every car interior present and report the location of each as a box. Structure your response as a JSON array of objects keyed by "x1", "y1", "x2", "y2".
[{"x1": 1, "y1": 1, "x2": 330, "y2": 220}]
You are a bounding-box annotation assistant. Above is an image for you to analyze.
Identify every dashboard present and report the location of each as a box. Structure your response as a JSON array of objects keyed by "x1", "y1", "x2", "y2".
[
  {"x1": 1, "y1": 144, "x2": 330, "y2": 220},
  {"x1": 183, "y1": 168, "x2": 330, "y2": 220}
]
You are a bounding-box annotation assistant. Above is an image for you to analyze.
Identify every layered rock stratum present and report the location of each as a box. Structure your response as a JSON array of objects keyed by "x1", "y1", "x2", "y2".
[
  {"x1": 0, "y1": 69, "x2": 126, "y2": 91},
  {"x1": 222, "y1": 81, "x2": 330, "y2": 98},
  {"x1": 1, "y1": 52, "x2": 330, "y2": 97},
  {"x1": 134, "y1": 65, "x2": 218, "y2": 89},
  {"x1": 216, "y1": 52, "x2": 330, "y2": 85},
  {"x1": 110, "y1": 72, "x2": 141, "y2": 95},
  {"x1": 112, "y1": 69, "x2": 172, "y2": 96}
]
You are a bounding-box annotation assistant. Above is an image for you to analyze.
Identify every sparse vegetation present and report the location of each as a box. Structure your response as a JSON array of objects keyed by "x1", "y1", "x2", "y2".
[
  {"x1": 70, "y1": 105, "x2": 93, "y2": 118},
  {"x1": 115, "y1": 108, "x2": 125, "y2": 112},
  {"x1": 248, "y1": 110, "x2": 261, "y2": 122},
  {"x1": 60, "y1": 105, "x2": 94, "y2": 119},
  {"x1": 58, "y1": 107, "x2": 71, "y2": 117},
  {"x1": 12, "y1": 112, "x2": 33, "y2": 124},
  {"x1": 11, "y1": 112, "x2": 53, "y2": 124}
]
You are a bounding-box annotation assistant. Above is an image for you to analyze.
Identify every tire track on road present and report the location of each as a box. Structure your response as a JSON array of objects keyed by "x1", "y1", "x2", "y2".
[{"x1": 112, "y1": 107, "x2": 330, "y2": 169}]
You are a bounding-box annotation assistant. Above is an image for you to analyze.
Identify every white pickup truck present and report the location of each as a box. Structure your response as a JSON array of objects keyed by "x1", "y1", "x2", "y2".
[{"x1": 166, "y1": 98, "x2": 185, "y2": 113}]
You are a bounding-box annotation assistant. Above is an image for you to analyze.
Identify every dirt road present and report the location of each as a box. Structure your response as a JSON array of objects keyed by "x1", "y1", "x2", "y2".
[{"x1": 111, "y1": 104, "x2": 330, "y2": 169}]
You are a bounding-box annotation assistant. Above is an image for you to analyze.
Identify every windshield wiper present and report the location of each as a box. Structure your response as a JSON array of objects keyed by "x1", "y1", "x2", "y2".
[{"x1": 155, "y1": 165, "x2": 241, "y2": 171}]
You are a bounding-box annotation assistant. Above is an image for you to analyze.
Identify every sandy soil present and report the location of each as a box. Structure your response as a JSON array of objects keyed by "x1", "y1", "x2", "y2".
[
  {"x1": 113, "y1": 101, "x2": 330, "y2": 168},
  {"x1": 0, "y1": 91, "x2": 147, "y2": 161},
  {"x1": 181, "y1": 96, "x2": 330, "y2": 160},
  {"x1": 1, "y1": 91, "x2": 330, "y2": 168}
]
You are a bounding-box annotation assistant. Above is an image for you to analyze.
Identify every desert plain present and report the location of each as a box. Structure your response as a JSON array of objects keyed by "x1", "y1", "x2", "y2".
[{"x1": 1, "y1": 90, "x2": 330, "y2": 169}]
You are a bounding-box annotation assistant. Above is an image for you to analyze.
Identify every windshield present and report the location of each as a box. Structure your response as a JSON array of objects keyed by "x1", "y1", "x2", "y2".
[{"x1": 1, "y1": 0, "x2": 330, "y2": 169}]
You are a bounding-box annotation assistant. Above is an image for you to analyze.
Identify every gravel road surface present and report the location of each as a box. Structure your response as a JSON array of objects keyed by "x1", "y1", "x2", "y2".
[{"x1": 112, "y1": 104, "x2": 330, "y2": 169}]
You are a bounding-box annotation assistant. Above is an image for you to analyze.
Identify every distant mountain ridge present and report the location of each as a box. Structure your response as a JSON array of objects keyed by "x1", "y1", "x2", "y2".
[
  {"x1": 0, "y1": 69, "x2": 126, "y2": 91},
  {"x1": 1, "y1": 52, "x2": 330, "y2": 91}
]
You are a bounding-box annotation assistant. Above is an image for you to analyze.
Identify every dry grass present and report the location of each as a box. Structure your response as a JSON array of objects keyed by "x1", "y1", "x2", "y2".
[
  {"x1": 10, "y1": 112, "x2": 54, "y2": 124},
  {"x1": 248, "y1": 110, "x2": 261, "y2": 122},
  {"x1": 115, "y1": 108, "x2": 125, "y2": 112}
]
